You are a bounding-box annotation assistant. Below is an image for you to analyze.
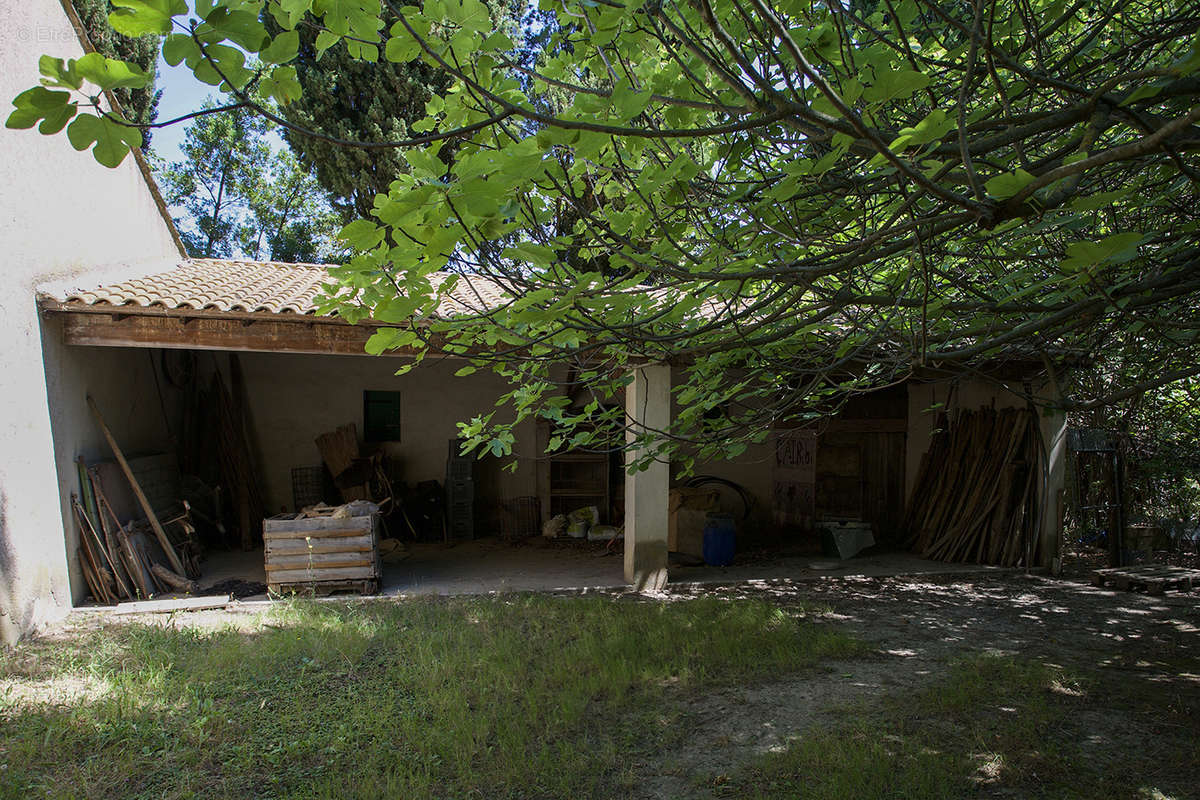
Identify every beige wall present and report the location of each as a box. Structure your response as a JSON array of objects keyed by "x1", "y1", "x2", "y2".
[
  {"x1": 235, "y1": 352, "x2": 539, "y2": 515},
  {"x1": 0, "y1": 0, "x2": 183, "y2": 642},
  {"x1": 682, "y1": 442, "x2": 776, "y2": 533}
]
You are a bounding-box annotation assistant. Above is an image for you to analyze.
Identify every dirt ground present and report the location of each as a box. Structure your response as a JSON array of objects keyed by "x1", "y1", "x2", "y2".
[{"x1": 636, "y1": 571, "x2": 1200, "y2": 797}]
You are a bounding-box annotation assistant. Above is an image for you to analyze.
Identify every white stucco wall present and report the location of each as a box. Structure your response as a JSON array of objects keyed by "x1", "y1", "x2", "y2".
[
  {"x1": 0, "y1": 0, "x2": 183, "y2": 642},
  {"x1": 234, "y1": 352, "x2": 539, "y2": 516}
]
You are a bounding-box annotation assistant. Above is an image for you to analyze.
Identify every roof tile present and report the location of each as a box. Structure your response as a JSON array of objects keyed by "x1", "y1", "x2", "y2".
[{"x1": 53, "y1": 258, "x2": 509, "y2": 320}]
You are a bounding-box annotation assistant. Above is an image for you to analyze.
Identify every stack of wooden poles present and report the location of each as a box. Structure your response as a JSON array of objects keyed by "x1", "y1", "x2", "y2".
[
  {"x1": 905, "y1": 407, "x2": 1042, "y2": 566},
  {"x1": 76, "y1": 395, "x2": 202, "y2": 604},
  {"x1": 73, "y1": 461, "x2": 197, "y2": 604},
  {"x1": 178, "y1": 357, "x2": 265, "y2": 551},
  {"x1": 209, "y1": 365, "x2": 265, "y2": 550}
]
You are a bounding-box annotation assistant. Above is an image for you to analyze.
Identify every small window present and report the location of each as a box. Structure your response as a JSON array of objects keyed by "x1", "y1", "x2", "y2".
[{"x1": 363, "y1": 390, "x2": 402, "y2": 442}]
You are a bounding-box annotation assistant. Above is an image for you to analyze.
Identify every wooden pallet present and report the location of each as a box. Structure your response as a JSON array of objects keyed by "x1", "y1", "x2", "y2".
[
  {"x1": 1091, "y1": 565, "x2": 1200, "y2": 595},
  {"x1": 268, "y1": 578, "x2": 380, "y2": 597}
]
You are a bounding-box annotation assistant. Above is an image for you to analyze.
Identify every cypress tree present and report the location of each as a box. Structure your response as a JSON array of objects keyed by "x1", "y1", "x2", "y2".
[
  {"x1": 264, "y1": 7, "x2": 451, "y2": 222},
  {"x1": 72, "y1": 0, "x2": 161, "y2": 148}
]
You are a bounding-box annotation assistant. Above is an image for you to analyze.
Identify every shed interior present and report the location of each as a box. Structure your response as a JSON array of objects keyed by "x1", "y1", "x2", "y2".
[{"x1": 53, "y1": 335, "x2": 1052, "y2": 607}]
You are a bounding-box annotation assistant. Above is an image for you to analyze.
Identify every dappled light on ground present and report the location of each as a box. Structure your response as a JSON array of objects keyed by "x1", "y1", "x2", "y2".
[{"x1": 663, "y1": 573, "x2": 1197, "y2": 676}]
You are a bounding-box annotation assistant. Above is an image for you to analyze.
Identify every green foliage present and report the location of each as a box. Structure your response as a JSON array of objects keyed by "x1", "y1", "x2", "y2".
[
  {"x1": 73, "y1": 0, "x2": 162, "y2": 147},
  {"x1": 106, "y1": 0, "x2": 186, "y2": 36},
  {"x1": 1061, "y1": 232, "x2": 1144, "y2": 271},
  {"x1": 72, "y1": 51, "x2": 152, "y2": 89},
  {"x1": 6, "y1": 88, "x2": 76, "y2": 134},
  {"x1": 157, "y1": 101, "x2": 268, "y2": 257},
  {"x1": 11, "y1": 0, "x2": 1200, "y2": 465},
  {"x1": 67, "y1": 112, "x2": 143, "y2": 166},
  {"x1": 984, "y1": 169, "x2": 1036, "y2": 199},
  {"x1": 239, "y1": 148, "x2": 344, "y2": 262},
  {"x1": 1072, "y1": 368, "x2": 1200, "y2": 529},
  {"x1": 263, "y1": 3, "x2": 456, "y2": 221},
  {"x1": 8, "y1": 50, "x2": 152, "y2": 165}
]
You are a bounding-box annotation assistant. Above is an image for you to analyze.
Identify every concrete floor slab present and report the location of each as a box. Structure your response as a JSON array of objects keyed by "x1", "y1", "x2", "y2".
[
  {"x1": 71, "y1": 539, "x2": 1030, "y2": 617},
  {"x1": 166, "y1": 540, "x2": 1024, "y2": 605},
  {"x1": 384, "y1": 538, "x2": 627, "y2": 595}
]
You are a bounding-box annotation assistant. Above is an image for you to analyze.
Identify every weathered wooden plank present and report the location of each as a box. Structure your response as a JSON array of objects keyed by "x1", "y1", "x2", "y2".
[
  {"x1": 113, "y1": 595, "x2": 230, "y2": 615},
  {"x1": 268, "y1": 579, "x2": 379, "y2": 597},
  {"x1": 150, "y1": 563, "x2": 198, "y2": 593},
  {"x1": 266, "y1": 554, "x2": 374, "y2": 570},
  {"x1": 265, "y1": 566, "x2": 376, "y2": 582},
  {"x1": 54, "y1": 311, "x2": 416, "y2": 358},
  {"x1": 1095, "y1": 565, "x2": 1200, "y2": 578},
  {"x1": 263, "y1": 508, "x2": 379, "y2": 591},
  {"x1": 88, "y1": 396, "x2": 188, "y2": 577},
  {"x1": 1091, "y1": 564, "x2": 1200, "y2": 594},
  {"x1": 262, "y1": 527, "x2": 375, "y2": 541},
  {"x1": 265, "y1": 537, "x2": 374, "y2": 555},
  {"x1": 263, "y1": 515, "x2": 374, "y2": 534}
]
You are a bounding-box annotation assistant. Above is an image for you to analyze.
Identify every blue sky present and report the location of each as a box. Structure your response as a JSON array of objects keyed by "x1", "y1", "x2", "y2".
[
  {"x1": 150, "y1": 50, "x2": 287, "y2": 167},
  {"x1": 148, "y1": 51, "x2": 293, "y2": 256},
  {"x1": 148, "y1": 52, "x2": 214, "y2": 166}
]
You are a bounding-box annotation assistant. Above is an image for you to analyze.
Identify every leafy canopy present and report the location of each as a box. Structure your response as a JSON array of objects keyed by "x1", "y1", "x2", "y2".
[{"x1": 9, "y1": 0, "x2": 1200, "y2": 468}]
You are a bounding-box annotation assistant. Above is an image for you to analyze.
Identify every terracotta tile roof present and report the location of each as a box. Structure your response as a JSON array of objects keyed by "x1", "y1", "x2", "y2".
[{"x1": 48, "y1": 258, "x2": 510, "y2": 320}]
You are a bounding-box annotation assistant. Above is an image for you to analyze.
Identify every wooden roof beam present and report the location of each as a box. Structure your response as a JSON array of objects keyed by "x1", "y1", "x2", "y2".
[{"x1": 45, "y1": 309, "x2": 421, "y2": 358}]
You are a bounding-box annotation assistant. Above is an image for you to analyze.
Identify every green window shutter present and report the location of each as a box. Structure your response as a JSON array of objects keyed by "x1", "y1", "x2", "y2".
[{"x1": 363, "y1": 390, "x2": 402, "y2": 442}]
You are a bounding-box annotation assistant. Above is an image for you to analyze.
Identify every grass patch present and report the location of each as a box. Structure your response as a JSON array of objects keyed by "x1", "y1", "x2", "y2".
[
  {"x1": 0, "y1": 594, "x2": 862, "y2": 799},
  {"x1": 725, "y1": 654, "x2": 1200, "y2": 800}
]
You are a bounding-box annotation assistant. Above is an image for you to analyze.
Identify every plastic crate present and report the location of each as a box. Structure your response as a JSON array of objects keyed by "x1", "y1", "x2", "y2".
[
  {"x1": 446, "y1": 479, "x2": 475, "y2": 539},
  {"x1": 446, "y1": 439, "x2": 474, "y2": 482},
  {"x1": 446, "y1": 478, "x2": 474, "y2": 502}
]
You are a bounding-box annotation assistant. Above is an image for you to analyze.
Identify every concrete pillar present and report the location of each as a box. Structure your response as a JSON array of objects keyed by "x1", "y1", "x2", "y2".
[
  {"x1": 1039, "y1": 404, "x2": 1068, "y2": 572},
  {"x1": 624, "y1": 363, "x2": 671, "y2": 590}
]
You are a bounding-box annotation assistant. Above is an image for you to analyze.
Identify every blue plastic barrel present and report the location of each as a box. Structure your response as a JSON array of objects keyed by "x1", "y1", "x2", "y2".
[{"x1": 702, "y1": 513, "x2": 736, "y2": 566}]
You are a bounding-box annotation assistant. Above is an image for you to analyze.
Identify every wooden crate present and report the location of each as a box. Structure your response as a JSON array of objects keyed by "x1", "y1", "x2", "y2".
[{"x1": 263, "y1": 512, "x2": 381, "y2": 595}]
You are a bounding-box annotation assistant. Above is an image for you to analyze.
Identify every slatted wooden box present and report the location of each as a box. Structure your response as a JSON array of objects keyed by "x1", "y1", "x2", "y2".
[{"x1": 263, "y1": 511, "x2": 381, "y2": 595}]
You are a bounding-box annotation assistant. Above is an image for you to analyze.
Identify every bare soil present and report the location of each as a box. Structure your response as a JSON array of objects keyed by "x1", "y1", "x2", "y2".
[{"x1": 635, "y1": 571, "x2": 1200, "y2": 797}]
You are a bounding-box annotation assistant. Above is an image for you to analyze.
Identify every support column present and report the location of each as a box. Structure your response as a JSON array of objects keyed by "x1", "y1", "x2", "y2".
[
  {"x1": 624, "y1": 363, "x2": 671, "y2": 590},
  {"x1": 1039, "y1": 407, "x2": 1068, "y2": 572}
]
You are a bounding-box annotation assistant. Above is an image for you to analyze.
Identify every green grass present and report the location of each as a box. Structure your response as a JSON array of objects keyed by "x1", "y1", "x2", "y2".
[
  {"x1": 724, "y1": 654, "x2": 1200, "y2": 800},
  {"x1": 0, "y1": 594, "x2": 863, "y2": 800}
]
